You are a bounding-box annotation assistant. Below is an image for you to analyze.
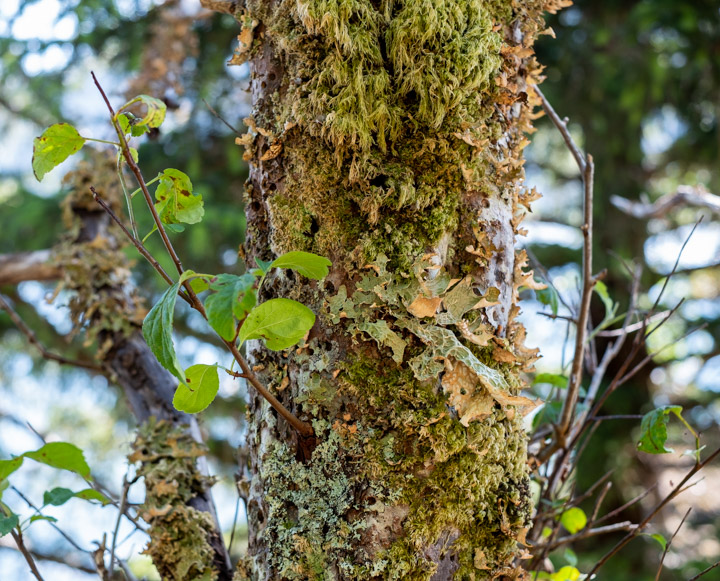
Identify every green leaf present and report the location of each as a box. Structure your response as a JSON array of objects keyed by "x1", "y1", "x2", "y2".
[
  {"x1": 560, "y1": 507, "x2": 587, "y2": 534},
  {"x1": 254, "y1": 258, "x2": 273, "y2": 275},
  {"x1": 0, "y1": 457, "x2": 24, "y2": 482},
  {"x1": 642, "y1": 532, "x2": 667, "y2": 551},
  {"x1": 32, "y1": 123, "x2": 86, "y2": 181},
  {"x1": 120, "y1": 95, "x2": 166, "y2": 128},
  {"x1": 43, "y1": 487, "x2": 75, "y2": 506},
  {"x1": 143, "y1": 274, "x2": 193, "y2": 384},
  {"x1": 270, "y1": 251, "x2": 332, "y2": 280},
  {"x1": 637, "y1": 405, "x2": 684, "y2": 454},
  {"x1": 0, "y1": 512, "x2": 19, "y2": 536},
  {"x1": 533, "y1": 373, "x2": 568, "y2": 389},
  {"x1": 24, "y1": 442, "x2": 91, "y2": 478},
  {"x1": 29, "y1": 515, "x2": 58, "y2": 524},
  {"x1": 238, "y1": 298, "x2": 315, "y2": 350},
  {"x1": 173, "y1": 364, "x2": 220, "y2": 414},
  {"x1": 536, "y1": 286, "x2": 559, "y2": 316},
  {"x1": 74, "y1": 488, "x2": 112, "y2": 505},
  {"x1": 205, "y1": 274, "x2": 256, "y2": 341},
  {"x1": 154, "y1": 169, "x2": 204, "y2": 225}
]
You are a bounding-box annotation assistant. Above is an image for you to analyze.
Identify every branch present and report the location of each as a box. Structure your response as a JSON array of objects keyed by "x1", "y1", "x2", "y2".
[
  {"x1": 612, "y1": 185, "x2": 720, "y2": 219},
  {"x1": 0, "y1": 250, "x2": 61, "y2": 285},
  {"x1": 655, "y1": 507, "x2": 691, "y2": 581},
  {"x1": 9, "y1": 530, "x2": 45, "y2": 581},
  {"x1": 588, "y1": 447, "x2": 720, "y2": 577},
  {"x1": 0, "y1": 294, "x2": 104, "y2": 372}
]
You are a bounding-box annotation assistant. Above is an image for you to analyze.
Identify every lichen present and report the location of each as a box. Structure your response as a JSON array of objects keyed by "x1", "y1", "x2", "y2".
[
  {"x1": 130, "y1": 419, "x2": 219, "y2": 581},
  {"x1": 239, "y1": 0, "x2": 565, "y2": 577}
]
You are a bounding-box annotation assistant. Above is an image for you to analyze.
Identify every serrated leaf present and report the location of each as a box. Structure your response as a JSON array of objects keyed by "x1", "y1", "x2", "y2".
[
  {"x1": 270, "y1": 251, "x2": 331, "y2": 280},
  {"x1": 74, "y1": 488, "x2": 112, "y2": 505},
  {"x1": 0, "y1": 512, "x2": 19, "y2": 536},
  {"x1": 155, "y1": 169, "x2": 204, "y2": 225},
  {"x1": 238, "y1": 298, "x2": 315, "y2": 350},
  {"x1": 560, "y1": 507, "x2": 587, "y2": 534},
  {"x1": 637, "y1": 405, "x2": 684, "y2": 454},
  {"x1": 173, "y1": 364, "x2": 220, "y2": 414},
  {"x1": 32, "y1": 123, "x2": 86, "y2": 181},
  {"x1": 356, "y1": 320, "x2": 406, "y2": 364},
  {"x1": 142, "y1": 270, "x2": 198, "y2": 384},
  {"x1": 205, "y1": 274, "x2": 256, "y2": 340},
  {"x1": 0, "y1": 457, "x2": 24, "y2": 482},
  {"x1": 43, "y1": 487, "x2": 75, "y2": 506},
  {"x1": 533, "y1": 373, "x2": 568, "y2": 389},
  {"x1": 24, "y1": 443, "x2": 90, "y2": 478},
  {"x1": 120, "y1": 95, "x2": 166, "y2": 128}
]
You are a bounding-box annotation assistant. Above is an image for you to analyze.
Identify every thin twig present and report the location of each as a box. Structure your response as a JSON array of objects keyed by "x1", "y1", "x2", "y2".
[
  {"x1": 541, "y1": 521, "x2": 638, "y2": 552},
  {"x1": 655, "y1": 507, "x2": 692, "y2": 581},
  {"x1": 90, "y1": 187, "x2": 190, "y2": 304},
  {"x1": 688, "y1": 559, "x2": 720, "y2": 581},
  {"x1": 0, "y1": 294, "x2": 103, "y2": 372},
  {"x1": 9, "y1": 530, "x2": 45, "y2": 581},
  {"x1": 202, "y1": 98, "x2": 242, "y2": 135},
  {"x1": 109, "y1": 476, "x2": 131, "y2": 577},
  {"x1": 588, "y1": 447, "x2": 720, "y2": 577},
  {"x1": 534, "y1": 86, "x2": 586, "y2": 171},
  {"x1": 591, "y1": 481, "x2": 612, "y2": 522},
  {"x1": 557, "y1": 154, "x2": 595, "y2": 441}
]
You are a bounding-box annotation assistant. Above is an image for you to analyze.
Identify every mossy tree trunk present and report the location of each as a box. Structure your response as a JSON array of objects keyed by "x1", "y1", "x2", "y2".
[{"x1": 233, "y1": 1, "x2": 563, "y2": 578}]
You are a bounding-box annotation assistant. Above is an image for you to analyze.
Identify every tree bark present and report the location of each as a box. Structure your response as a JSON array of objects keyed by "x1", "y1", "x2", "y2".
[{"x1": 232, "y1": 1, "x2": 562, "y2": 578}]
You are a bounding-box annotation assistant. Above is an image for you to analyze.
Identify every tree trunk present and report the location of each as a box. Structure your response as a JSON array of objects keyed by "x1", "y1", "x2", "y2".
[{"x1": 232, "y1": 1, "x2": 560, "y2": 578}]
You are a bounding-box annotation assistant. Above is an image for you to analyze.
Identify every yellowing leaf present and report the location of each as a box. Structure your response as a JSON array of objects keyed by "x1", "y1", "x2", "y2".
[
  {"x1": 119, "y1": 95, "x2": 166, "y2": 128},
  {"x1": 154, "y1": 168, "x2": 204, "y2": 225},
  {"x1": 32, "y1": 123, "x2": 86, "y2": 181},
  {"x1": 173, "y1": 364, "x2": 219, "y2": 414}
]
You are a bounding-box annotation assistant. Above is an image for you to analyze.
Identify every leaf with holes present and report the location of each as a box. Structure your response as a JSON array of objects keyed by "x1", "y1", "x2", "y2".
[
  {"x1": 119, "y1": 95, "x2": 166, "y2": 128},
  {"x1": 270, "y1": 251, "x2": 332, "y2": 280},
  {"x1": 154, "y1": 169, "x2": 204, "y2": 226},
  {"x1": 32, "y1": 123, "x2": 86, "y2": 181},
  {"x1": 173, "y1": 364, "x2": 220, "y2": 414},
  {"x1": 238, "y1": 298, "x2": 315, "y2": 350}
]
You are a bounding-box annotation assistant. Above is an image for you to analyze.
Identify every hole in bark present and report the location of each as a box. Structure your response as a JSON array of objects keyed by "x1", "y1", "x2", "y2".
[
  {"x1": 324, "y1": 280, "x2": 335, "y2": 293},
  {"x1": 268, "y1": 72, "x2": 276, "y2": 81},
  {"x1": 261, "y1": 80, "x2": 267, "y2": 89},
  {"x1": 267, "y1": 183, "x2": 277, "y2": 192},
  {"x1": 250, "y1": 201, "x2": 261, "y2": 213}
]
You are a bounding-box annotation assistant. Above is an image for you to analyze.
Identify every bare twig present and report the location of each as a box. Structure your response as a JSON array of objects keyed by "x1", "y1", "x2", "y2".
[
  {"x1": 202, "y1": 98, "x2": 242, "y2": 135},
  {"x1": 9, "y1": 530, "x2": 45, "y2": 581},
  {"x1": 588, "y1": 447, "x2": 720, "y2": 577},
  {"x1": 541, "y1": 521, "x2": 638, "y2": 552},
  {"x1": 534, "y1": 86, "x2": 586, "y2": 171},
  {"x1": 0, "y1": 294, "x2": 103, "y2": 372},
  {"x1": 655, "y1": 507, "x2": 692, "y2": 581},
  {"x1": 90, "y1": 187, "x2": 189, "y2": 303},
  {"x1": 612, "y1": 185, "x2": 720, "y2": 219},
  {"x1": 688, "y1": 559, "x2": 720, "y2": 580},
  {"x1": 109, "y1": 475, "x2": 131, "y2": 577}
]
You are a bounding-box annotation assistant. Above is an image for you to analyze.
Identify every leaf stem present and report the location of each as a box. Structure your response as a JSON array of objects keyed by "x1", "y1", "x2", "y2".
[{"x1": 82, "y1": 136, "x2": 121, "y2": 147}]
